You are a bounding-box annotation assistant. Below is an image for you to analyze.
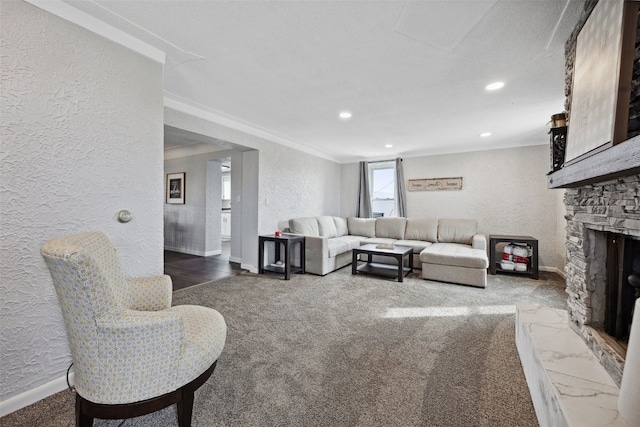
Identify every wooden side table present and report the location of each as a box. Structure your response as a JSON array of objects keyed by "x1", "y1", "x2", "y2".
[
  {"x1": 489, "y1": 235, "x2": 539, "y2": 279},
  {"x1": 258, "y1": 234, "x2": 305, "y2": 280}
]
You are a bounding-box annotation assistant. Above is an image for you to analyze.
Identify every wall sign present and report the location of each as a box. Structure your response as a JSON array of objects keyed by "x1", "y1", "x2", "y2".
[{"x1": 408, "y1": 177, "x2": 463, "y2": 191}]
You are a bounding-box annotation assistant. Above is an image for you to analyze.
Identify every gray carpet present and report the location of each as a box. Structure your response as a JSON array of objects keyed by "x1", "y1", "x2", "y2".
[{"x1": 3, "y1": 268, "x2": 566, "y2": 427}]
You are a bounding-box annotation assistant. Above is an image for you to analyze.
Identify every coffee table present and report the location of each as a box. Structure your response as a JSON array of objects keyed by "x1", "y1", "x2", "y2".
[{"x1": 352, "y1": 244, "x2": 413, "y2": 282}]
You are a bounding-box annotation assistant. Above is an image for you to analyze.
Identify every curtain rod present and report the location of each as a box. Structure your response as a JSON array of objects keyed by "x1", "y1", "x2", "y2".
[{"x1": 365, "y1": 158, "x2": 402, "y2": 164}]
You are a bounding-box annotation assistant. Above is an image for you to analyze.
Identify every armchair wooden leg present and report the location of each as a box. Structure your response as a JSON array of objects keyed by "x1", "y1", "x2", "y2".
[
  {"x1": 177, "y1": 361, "x2": 218, "y2": 427},
  {"x1": 76, "y1": 394, "x2": 94, "y2": 427},
  {"x1": 177, "y1": 389, "x2": 194, "y2": 427}
]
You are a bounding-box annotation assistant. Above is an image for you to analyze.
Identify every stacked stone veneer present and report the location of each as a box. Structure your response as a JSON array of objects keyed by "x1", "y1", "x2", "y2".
[{"x1": 564, "y1": 173, "x2": 640, "y2": 385}]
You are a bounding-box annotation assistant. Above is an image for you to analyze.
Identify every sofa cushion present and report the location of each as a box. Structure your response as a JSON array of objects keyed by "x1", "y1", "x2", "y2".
[
  {"x1": 289, "y1": 217, "x2": 319, "y2": 237},
  {"x1": 348, "y1": 235, "x2": 371, "y2": 244},
  {"x1": 437, "y1": 219, "x2": 478, "y2": 245},
  {"x1": 327, "y1": 239, "x2": 350, "y2": 257},
  {"x1": 331, "y1": 236, "x2": 362, "y2": 251},
  {"x1": 394, "y1": 240, "x2": 433, "y2": 253},
  {"x1": 375, "y1": 218, "x2": 407, "y2": 239},
  {"x1": 404, "y1": 218, "x2": 438, "y2": 242},
  {"x1": 347, "y1": 217, "x2": 376, "y2": 238},
  {"x1": 333, "y1": 217, "x2": 348, "y2": 237},
  {"x1": 420, "y1": 243, "x2": 488, "y2": 269},
  {"x1": 317, "y1": 216, "x2": 338, "y2": 238}
]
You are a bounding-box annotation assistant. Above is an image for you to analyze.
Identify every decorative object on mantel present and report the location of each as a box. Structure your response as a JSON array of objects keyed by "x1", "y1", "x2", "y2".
[
  {"x1": 166, "y1": 172, "x2": 186, "y2": 204},
  {"x1": 549, "y1": 112, "x2": 567, "y2": 172},
  {"x1": 408, "y1": 177, "x2": 463, "y2": 191}
]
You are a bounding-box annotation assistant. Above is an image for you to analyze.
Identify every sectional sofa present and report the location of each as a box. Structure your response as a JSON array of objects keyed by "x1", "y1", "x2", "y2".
[{"x1": 287, "y1": 216, "x2": 489, "y2": 288}]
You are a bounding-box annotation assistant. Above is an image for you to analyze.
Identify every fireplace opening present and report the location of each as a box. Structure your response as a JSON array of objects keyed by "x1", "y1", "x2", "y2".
[{"x1": 602, "y1": 233, "x2": 640, "y2": 345}]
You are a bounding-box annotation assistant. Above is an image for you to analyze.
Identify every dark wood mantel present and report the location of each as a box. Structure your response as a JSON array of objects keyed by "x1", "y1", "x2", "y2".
[{"x1": 547, "y1": 135, "x2": 640, "y2": 189}]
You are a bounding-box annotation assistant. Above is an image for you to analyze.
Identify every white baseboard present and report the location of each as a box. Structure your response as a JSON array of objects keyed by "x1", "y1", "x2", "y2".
[
  {"x1": 164, "y1": 247, "x2": 221, "y2": 257},
  {"x1": 242, "y1": 263, "x2": 258, "y2": 274},
  {"x1": 539, "y1": 266, "x2": 565, "y2": 278},
  {"x1": 229, "y1": 256, "x2": 242, "y2": 264},
  {"x1": 0, "y1": 372, "x2": 74, "y2": 417}
]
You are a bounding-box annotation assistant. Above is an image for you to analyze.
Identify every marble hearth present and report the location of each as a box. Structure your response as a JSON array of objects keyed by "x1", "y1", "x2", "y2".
[
  {"x1": 526, "y1": 147, "x2": 639, "y2": 426},
  {"x1": 516, "y1": 304, "x2": 627, "y2": 427}
]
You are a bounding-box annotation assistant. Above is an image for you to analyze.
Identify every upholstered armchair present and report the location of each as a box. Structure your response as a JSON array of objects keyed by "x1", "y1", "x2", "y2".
[{"x1": 40, "y1": 231, "x2": 227, "y2": 427}]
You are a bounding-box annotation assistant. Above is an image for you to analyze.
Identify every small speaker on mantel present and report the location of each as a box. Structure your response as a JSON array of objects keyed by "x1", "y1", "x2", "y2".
[{"x1": 618, "y1": 298, "x2": 640, "y2": 426}]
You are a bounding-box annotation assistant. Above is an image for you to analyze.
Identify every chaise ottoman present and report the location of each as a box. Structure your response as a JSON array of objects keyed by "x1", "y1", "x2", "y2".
[{"x1": 420, "y1": 243, "x2": 489, "y2": 288}]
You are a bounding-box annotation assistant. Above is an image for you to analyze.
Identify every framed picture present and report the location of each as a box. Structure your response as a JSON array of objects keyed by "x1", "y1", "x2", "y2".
[
  {"x1": 565, "y1": 0, "x2": 635, "y2": 163},
  {"x1": 166, "y1": 172, "x2": 185, "y2": 204},
  {"x1": 408, "y1": 177, "x2": 463, "y2": 191}
]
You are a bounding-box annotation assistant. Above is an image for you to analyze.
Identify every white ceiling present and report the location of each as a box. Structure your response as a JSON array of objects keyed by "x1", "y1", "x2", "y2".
[{"x1": 65, "y1": 0, "x2": 586, "y2": 163}]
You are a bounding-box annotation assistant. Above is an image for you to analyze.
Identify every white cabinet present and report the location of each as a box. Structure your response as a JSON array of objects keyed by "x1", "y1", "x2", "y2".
[{"x1": 221, "y1": 211, "x2": 231, "y2": 239}]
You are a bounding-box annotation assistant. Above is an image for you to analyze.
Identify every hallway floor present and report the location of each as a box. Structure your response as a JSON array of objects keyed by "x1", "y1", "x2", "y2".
[{"x1": 164, "y1": 242, "x2": 243, "y2": 291}]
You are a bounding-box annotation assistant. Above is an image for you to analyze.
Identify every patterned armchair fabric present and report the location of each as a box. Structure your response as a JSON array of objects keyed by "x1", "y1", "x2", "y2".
[{"x1": 40, "y1": 231, "x2": 226, "y2": 405}]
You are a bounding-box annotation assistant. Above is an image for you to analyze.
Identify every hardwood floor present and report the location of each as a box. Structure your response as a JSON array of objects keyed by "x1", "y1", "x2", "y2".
[{"x1": 164, "y1": 246, "x2": 243, "y2": 291}]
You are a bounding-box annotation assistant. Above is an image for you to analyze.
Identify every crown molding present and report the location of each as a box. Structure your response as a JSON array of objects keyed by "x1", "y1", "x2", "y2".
[
  {"x1": 164, "y1": 96, "x2": 340, "y2": 163},
  {"x1": 24, "y1": 0, "x2": 165, "y2": 64}
]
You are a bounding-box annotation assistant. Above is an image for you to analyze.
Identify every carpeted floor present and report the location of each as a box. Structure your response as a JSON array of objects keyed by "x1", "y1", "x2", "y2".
[{"x1": 3, "y1": 268, "x2": 566, "y2": 427}]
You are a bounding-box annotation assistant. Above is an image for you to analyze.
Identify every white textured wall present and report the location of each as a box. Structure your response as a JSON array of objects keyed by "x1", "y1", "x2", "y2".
[
  {"x1": 341, "y1": 145, "x2": 564, "y2": 270},
  {"x1": 0, "y1": 1, "x2": 164, "y2": 405},
  {"x1": 205, "y1": 161, "x2": 223, "y2": 255},
  {"x1": 163, "y1": 154, "x2": 222, "y2": 256},
  {"x1": 164, "y1": 108, "x2": 342, "y2": 270},
  {"x1": 555, "y1": 188, "x2": 567, "y2": 274}
]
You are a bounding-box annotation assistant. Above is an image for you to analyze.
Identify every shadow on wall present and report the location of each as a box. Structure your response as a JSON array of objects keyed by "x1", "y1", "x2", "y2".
[{"x1": 164, "y1": 210, "x2": 187, "y2": 249}]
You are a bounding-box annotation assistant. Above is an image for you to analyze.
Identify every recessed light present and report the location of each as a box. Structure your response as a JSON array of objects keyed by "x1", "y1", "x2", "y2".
[
  {"x1": 485, "y1": 82, "x2": 504, "y2": 91},
  {"x1": 339, "y1": 111, "x2": 352, "y2": 120},
  {"x1": 385, "y1": 144, "x2": 393, "y2": 148},
  {"x1": 480, "y1": 132, "x2": 491, "y2": 137}
]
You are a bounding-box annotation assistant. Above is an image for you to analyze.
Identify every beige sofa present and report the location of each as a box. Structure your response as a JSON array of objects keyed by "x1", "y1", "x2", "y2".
[{"x1": 287, "y1": 216, "x2": 489, "y2": 288}]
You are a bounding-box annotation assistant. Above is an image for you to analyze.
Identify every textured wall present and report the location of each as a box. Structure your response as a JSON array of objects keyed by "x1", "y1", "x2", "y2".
[
  {"x1": 341, "y1": 145, "x2": 564, "y2": 270},
  {"x1": 0, "y1": 1, "x2": 164, "y2": 403},
  {"x1": 164, "y1": 107, "x2": 342, "y2": 270},
  {"x1": 555, "y1": 189, "x2": 567, "y2": 273},
  {"x1": 163, "y1": 154, "x2": 222, "y2": 255}
]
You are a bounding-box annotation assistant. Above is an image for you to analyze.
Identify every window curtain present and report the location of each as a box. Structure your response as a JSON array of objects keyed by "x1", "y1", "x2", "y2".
[
  {"x1": 395, "y1": 158, "x2": 407, "y2": 217},
  {"x1": 356, "y1": 161, "x2": 372, "y2": 218}
]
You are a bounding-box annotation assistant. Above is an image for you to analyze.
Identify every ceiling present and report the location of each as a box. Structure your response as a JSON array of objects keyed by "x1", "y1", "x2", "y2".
[{"x1": 65, "y1": 0, "x2": 586, "y2": 163}]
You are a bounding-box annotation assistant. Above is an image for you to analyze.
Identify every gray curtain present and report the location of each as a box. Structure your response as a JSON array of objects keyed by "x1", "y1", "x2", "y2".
[
  {"x1": 356, "y1": 161, "x2": 372, "y2": 218},
  {"x1": 395, "y1": 158, "x2": 407, "y2": 217}
]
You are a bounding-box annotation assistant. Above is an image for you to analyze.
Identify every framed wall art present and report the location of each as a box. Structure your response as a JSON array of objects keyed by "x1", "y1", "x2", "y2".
[
  {"x1": 408, "y1": 177, "x2": 463, "y2": 191},
  {"x1": 166, "y1": 172, "x2": 185, "y2": 204},
  {"x1": 565, "y1": 0, "x2": 634, "y2": 163}
]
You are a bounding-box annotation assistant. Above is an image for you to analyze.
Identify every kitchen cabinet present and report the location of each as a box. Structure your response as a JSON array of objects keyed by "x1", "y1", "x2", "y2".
[{"x1": 221, "y1": 211, "x2": 231, "y2": 240}]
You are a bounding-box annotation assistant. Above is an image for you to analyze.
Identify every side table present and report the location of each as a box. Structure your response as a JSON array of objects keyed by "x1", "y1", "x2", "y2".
[
  {"x1": 258, "y1": 234, "x2": 305, "y2": 280},
  {"x1": 489, "y1": 235, "x2": 539, "y2": 279}
]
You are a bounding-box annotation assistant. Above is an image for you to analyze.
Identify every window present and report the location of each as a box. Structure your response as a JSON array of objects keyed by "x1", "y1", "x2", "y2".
[
  {"x1": 369, "y1": 161, "x2": 395, "y2": 217},
  {"x1": 222, "y1": 175, "x2": 231, "y2": 200}
]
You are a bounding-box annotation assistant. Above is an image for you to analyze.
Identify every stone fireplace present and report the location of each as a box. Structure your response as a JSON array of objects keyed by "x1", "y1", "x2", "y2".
[
  {"x1": 556, "y1": 0, "x2": 640, "y2": 387},
  {"x1": 564, "y1": 174, "x2": 640, "y2": 385},
  {"x1": 515, "y1": 2, "x2": 640, "y2": 424}
]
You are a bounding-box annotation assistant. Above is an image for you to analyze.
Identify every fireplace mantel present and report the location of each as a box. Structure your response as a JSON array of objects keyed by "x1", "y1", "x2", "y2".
[{"x1": 547, "y1": 135, "x2": 640, "y2": 189}]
